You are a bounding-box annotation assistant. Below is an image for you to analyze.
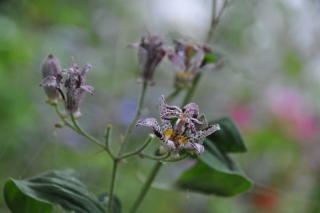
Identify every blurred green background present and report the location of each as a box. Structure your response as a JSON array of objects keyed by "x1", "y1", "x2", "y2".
[{"x1": 1, "y1": 0, "x2": 320, "y2": 212}]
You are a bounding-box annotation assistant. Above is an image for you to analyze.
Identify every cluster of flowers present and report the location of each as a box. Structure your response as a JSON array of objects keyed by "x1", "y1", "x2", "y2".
[
  {"x1": 136, "y1": 95, "x2": 220, "y2": 156},
  {"x1": 40, "y1": 33, "x2": 221, "y2": 155},
  {"x1": 128, "y1": 33, "x2": 225, "y2": 87},
  {"x1": 40, "y1": 54, "x2": 94, "y2": 118}
]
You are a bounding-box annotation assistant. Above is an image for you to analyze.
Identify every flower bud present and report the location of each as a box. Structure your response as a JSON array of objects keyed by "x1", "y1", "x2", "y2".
[
  {"x1": 54, "y1": 122, "x2": 65, "y2": 128},
  {"x1": 170, "y1": 150, "x2": 180, "y2": 159},
  {"x1": 159, "y1": 146, "x2": 168, "y2": 155},
  {"x1": 41, "y1": 54, "x2": 61, "y2": 104},
  {"x1": 128, "y1": 33, "x2": 166, "y2": 85}
]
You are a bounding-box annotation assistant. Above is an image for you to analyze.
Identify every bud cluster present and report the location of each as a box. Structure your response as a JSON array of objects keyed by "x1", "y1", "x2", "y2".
[{"x1": 40, "y1": 54, "x2": 94, "y2": 118}]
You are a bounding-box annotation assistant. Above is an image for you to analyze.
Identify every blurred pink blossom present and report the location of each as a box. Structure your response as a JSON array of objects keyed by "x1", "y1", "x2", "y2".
[
  {"x1": 230, "y1": 105, "x2": 253, "y2": 131},
  {"x1": 269, "y1": 88, "x2": 318, "y2": 142}
]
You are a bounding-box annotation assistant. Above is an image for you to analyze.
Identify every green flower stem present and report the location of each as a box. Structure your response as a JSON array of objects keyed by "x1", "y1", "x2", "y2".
[
  {"x1": 182, "y1": 0, "x2": 229, "y2": 106},
  {"x1": 128, "y1": 161, "x2": 163, "y2": 213},
  {"x1": 105, "y1": 125, "x2": 111, "y2": 148},
  {"x1": 207, "y1": 0, "x2": 229, "y2": 43},
  {"x1": 117, "y1": 134, "x2": 154, "y2": 161},
  {"x1": 163, "y1": 154, "x2": 188, "y2": 162},
  {"x1": 54, "y1": 105, "x2": 77, "y2": 131},
  {"x1": 182, "y1": 74, "x2": 201, "y2": 106},
  {"x1": 70, "y1": 114, "x2": 107, "y2": 151},
  {"x1": 107, "y1": 160, "x2": 118, "y2": 213},
  {"x1": 117, "y1": 82, "x2": 148, "y2": 156},
  {"x1": 207, "y1": 0, "x2": 217, "y2": 43},
  {"x1": 139, "y1": 152, "x2": 170, "y2": 161},
  {"x1": 105, "y1": 125, "x2": 114, "y2": 158},
  {"x1": 165, "y1": 88, "x2": 182, "y2": 103}
]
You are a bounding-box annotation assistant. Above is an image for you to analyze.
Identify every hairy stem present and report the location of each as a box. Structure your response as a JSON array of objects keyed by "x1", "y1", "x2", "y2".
[
  {"x1": 128, "y1": 162, "x2": 162, "y2": 213},
  {"x1": 117, "y1": 82, "x2": 148, "y2": 156}
]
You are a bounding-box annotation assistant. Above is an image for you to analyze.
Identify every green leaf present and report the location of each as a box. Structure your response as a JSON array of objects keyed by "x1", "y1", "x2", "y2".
[
  {"x1": 208, "y1": 117, "x2": 247, "y2": 153},
  {"x1": 201, "y1": 51, "x2": 225, "y2": 67},
  {"x1": 202, "y1": 52, "x2": 218, "y2": 65},
  {"x1": 175, "y1": 141, "x2": 253, "y2": 196},
  {"x1": 175, "y1": 160, "x2": 252, "y2": 196},
  {"x1": 98, "y1": 193, "x2": 122, "y2": 213},
  {"x1": 3, "y1": 169, "x2": 107, "y2": 213}
]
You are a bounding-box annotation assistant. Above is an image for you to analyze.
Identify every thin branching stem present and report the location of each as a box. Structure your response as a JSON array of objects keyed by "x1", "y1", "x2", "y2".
[
  {"x1": 107, "y1": 160, "x2": 118, "y2": 212},
  {"x1": 117, "y1": 134, "x2": 154, "y2": 161},
  {"x1": 105, "y1": 125, "x2": 114, "y2": 159},
  {"x1": 70, "y1": 114, "x2": 107, "y2": 150},
  {"x1": 139, "y1": 152, "x2": 171, "y2": 161},
  {"x1": 162, "y1": 154, "x2": 188, "y2": 162},
  {"x1": 117, "y1": 82, "x2": 148, "y2": 156},
  {"x1": 208, "y1": 0, "x2": 229, "y2": 42},
  {"x1": 54, "y1": 105, "x2": 77, "y2": 131},
  {"x1": 182, "y1": 0, "x2": 229, "y2": 106},
  {"x1": 128, "y1": 161, "x2": 163, "y2": 213}
]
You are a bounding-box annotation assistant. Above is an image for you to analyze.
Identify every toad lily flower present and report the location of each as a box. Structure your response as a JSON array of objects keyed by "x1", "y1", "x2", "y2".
[
  {"x1": 40, "y1": 54, "x2": 64, "y2": 103},
  {"x1": 128, "y1": 33, "x2": 166, "y2": 85},
  {"x1": 136, "y1": 95, "x2": 220, "y2": 156},
  {"x1": 167, "y1": 39, "x2": 226, "y2": 88},
  {"x1": 40, "y1": 56, "x2": 94, "y2": 118},
  {"x1": 62, "y1": 58, "x2": 94, "y2": 118}
]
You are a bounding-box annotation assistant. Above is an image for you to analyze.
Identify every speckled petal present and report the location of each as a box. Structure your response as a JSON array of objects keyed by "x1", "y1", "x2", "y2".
[
  {"x1": 184, "y1": 142, "x2": 204, "y2": 154},
  {"x1": 40, "y1": 76, "x2": 59, "y2": 88},
  {"x1": 136, "y1": 118, "x2": 164, "y2": 141},
  {"x1": 167, "y1": 52, "x2": 186, "y2": 72},
  {"x1": 188, "y1": 48, "x2": 205, "y2": 73},
  {"x1": 80, "y1": 85, "x2": 94, "y2": 95},
  {"x1": 182, "y1": 103, "x2": 199, "y2": 119},
  {"x1": 159, "y1": 95, "x2": 175, "y2": 133},
  {"x1": 188, "y1": 124, "x2": 220, "y2": 144}
]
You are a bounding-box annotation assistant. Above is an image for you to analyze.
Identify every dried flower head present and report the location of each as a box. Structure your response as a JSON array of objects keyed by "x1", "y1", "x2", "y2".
[
  {"x1": 40, "y1": 54, "x2": 64, "y2": 104},
  {"x1": 136, "y1": 95, "x2": 220, "y2": 156},
  {"x1": 62, "y1": 57, "x2": 94, "y2": 118},
  {"x1": 167, "y1": 39, "x2": 225, "y2": 88},
  {"x1": 128, "y1": 33, "x2": 166, "y2": 85}
]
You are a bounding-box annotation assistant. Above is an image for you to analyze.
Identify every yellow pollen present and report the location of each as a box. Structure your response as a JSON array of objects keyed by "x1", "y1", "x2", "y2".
[
  {"x1": 181, "y1": 137, "x2": 188, "y2": 145},
  {"x1": 177, "y1": 71, "x2": 184, "y2": 77},
  {"x1": 165, "y1": 129, "x2": 173, "y2": 140},
  {"x1": 176, "y1": 134, "x2": 188, "y2": 145}
]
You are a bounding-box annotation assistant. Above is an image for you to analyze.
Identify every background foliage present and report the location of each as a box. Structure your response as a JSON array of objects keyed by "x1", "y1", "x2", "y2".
[{"x1": 1, "y1": 0, "x2": 320, "y2": 212}]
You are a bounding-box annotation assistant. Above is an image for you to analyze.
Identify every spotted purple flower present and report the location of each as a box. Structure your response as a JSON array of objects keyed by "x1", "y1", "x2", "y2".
[
  {"x1": 128, "y1": 33, "x2": 166, "y2": 85},
  {"x1": 136, "y1": 95, "x2": 220, "y2": 155},
  {"x1": 167, "y1": 39, "x2": 225, "y2": 88},
  {"x1": 40, "y1": 56, "x2": 94, "y2": 118},
  {"x1": 62, "y1": 58, "x2": 94, "y2": 118}
]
